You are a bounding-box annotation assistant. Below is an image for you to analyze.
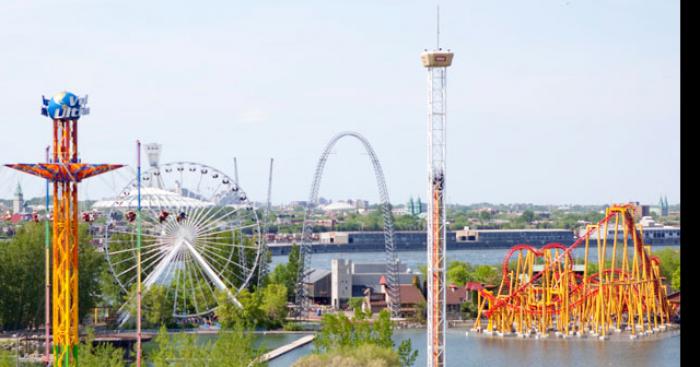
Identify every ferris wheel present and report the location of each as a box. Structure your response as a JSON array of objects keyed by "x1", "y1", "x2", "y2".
[{"x1": 101, "y1": 161, "x2": 261, "y2": 318}]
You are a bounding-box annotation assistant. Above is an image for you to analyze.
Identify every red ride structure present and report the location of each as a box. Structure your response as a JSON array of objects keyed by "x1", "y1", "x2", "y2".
[{"x1": 473, "y1": 204, "x2": 672, "y2": 340}]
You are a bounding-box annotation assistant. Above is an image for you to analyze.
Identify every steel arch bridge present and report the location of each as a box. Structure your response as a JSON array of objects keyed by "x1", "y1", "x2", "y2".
[{"x1": 294, "y1": 131, "x2": 400, "y2": 317}]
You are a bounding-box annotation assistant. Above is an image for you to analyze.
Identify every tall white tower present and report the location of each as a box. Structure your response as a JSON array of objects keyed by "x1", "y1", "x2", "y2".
[
  {"x1": 12, "y1": 182, "x2": 24, "y2": 214},
  {"x1": 421, "y1": 44, "x2": 453, "y2": 367},
  {"x1": 144, "y1": 143, "x2": 165, "y2": 189}
]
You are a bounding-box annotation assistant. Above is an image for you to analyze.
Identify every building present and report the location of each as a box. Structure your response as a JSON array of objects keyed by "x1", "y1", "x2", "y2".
[
  {"x1": 330, "y1": 259, "x2": 420, "y2": 309},
  {"x1": 362, "y1": 279, "x2": 426, "y2": 318},
  {"x1": 659, "y1": 196, "x2": 670, "y2": 217},
  {"x1": 12, "y1": 183, "x2": 24, "y2": 214},
  {"x1": 304, "y1": 268, "x2": 332, "y2": 305},
  {"x1": 320, "y1": 231, "x2": 349, "y2": 244},
  {"x1": 268, "y1": 229, "x2": 578, "y2": 256},
  {"x1": 580, "y1": 225, "x2": 681, "y2": 246},
  {"x1": 406, "y1": 197, "x2": 425, "y2": 216}
]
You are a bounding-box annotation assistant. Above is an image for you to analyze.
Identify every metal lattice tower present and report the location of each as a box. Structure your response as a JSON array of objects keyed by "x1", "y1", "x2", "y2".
[
  {"x1": 258, "y1": 158, "x2": 274, "y2": 288},
  {"x1": 6, "y1": 92, "x2": 122, "y2": 366},
  {"x1": 421, "y1": 47, "x2": 454, "y2": 366},
  {"x1": 294, "y1": 132, "x2": 400, "y2": 318}
]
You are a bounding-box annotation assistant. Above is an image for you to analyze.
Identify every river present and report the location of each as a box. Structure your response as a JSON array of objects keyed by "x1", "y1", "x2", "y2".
[
  {"x1": 271, "y1": 246, "x2": 681, "y2": 271},
  {"x1": 269, "y1": 328, "x2": 681, "y2": 367}
]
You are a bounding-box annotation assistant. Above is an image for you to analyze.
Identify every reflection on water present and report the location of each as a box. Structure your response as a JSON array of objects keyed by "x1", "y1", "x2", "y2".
[{"x1": 271, "y1": 329, "x2": 680, "y2": 367}]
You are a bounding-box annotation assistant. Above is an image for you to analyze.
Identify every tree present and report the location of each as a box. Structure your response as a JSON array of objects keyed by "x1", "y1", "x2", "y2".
[
  {"x1": 215, "y1": 289, "x2": 264, "y2": 329},
  {"x1": 397, "y1": 339, "x2": 419, "y2": 367},
  {"x1": 269, "y1": 243, "x2": 301, "y2": 301},
  {"x1": 473, "y1": 265, "x2": 500, "y2": 285},
  {"x1": 447, "y1": 261, "x2": 474, "y2": 285},
  {"x1": 261, "y1": 283, "x2": 288, "y2": 326},
  {"x1": 78, "y1": 327, "x2": 125, "y2": 367},
  {"x1": 149, "y1": 325, "x2": 264, "y2": 366},
  {"x1": 672, "y1": 267, "x2": 680, "y2": 291},
  {"x1": 654, "y1": 248, "x2": 680, "y2": 281},
  {"x1": 0, "y1": 223, "x2": 102, "y2": 330},
  {"x1": 521, "y1": 210, "x2": 535, "y2": 223},
  {"x1": 0, "y1": 222, "x2": 44, "y2": 330},
  {"x1": 311, "y1": 309, "x2": 417, "y2": 367},
  {"x1": 348, "y1": 297, "x2": 363, "y2": 311}
]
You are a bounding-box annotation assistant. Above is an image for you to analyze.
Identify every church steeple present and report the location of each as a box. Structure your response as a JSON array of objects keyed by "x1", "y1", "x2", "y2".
[{"x1": 12, "y1": 182, "x2": 24, "y2": 214}]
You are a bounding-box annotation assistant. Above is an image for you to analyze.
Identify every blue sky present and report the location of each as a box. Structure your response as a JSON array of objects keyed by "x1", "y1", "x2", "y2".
[{"x1": 0, "y1": 1, "x2": 679, "y2": 206}]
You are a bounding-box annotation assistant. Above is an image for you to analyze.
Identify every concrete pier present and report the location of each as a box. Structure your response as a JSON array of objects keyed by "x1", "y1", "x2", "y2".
[{"x1": 259, "y1": 334, "x2": 316, "y2": 362}]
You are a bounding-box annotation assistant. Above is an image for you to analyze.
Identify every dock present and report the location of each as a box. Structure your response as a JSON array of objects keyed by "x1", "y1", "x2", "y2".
[{"x1": 259, "y1": 334, "x2": 315, "y2": 362}]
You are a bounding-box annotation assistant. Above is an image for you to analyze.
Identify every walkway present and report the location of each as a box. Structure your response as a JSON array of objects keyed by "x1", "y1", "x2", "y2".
[{"x1": 259, "y1": 334, "x2": 315, "y2": 362}]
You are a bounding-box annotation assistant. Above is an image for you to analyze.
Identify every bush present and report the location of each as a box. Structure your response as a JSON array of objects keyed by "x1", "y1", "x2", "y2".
[{"x1": 293, "y1": 344, "x2": 400, "y2": 367}]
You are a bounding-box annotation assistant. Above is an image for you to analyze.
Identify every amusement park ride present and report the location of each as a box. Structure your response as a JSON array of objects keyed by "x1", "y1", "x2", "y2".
[
  {"x1": 6, "y1": 92, "x2": 123, "y2": 366},
  {"x1": 473, "y1": 204, "x2": 672, "y2": 339},
  {"x1": 421, "y1": 21, "x2": 454, "y2": 367}
]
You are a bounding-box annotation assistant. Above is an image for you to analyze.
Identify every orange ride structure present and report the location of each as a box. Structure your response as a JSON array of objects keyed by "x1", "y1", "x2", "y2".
[
  {"x1": 473, "y1": 204, "x2": 672, "y2": 340},
  {"x1": 6, "y1": 92, "x2": 122, "y2": 366}
]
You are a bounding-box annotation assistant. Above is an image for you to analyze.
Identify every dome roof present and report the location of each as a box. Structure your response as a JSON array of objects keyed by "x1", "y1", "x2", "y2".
[{"x1": 92, "y1": 187, "x2": 213, "y2": 210}]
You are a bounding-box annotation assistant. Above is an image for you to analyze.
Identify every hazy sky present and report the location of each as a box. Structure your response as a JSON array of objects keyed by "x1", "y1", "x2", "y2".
[{"x1": 0, "y1": 1, "x2": 679, "y2": 206}]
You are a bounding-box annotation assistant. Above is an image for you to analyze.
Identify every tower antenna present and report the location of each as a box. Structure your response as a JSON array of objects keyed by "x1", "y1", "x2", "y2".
[{"x1": 437, "y1": 5, "x2": 440, "y2": 49}]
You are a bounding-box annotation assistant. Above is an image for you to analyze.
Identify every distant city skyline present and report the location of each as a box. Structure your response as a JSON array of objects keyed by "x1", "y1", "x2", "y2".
[{"x1": 0, "y1": 1, "x2": 679, "y2": 205}]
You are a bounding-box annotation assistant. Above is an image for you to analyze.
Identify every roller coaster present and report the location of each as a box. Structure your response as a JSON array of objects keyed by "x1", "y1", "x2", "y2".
[{"x1": 473, "y1": 204, "x2": 672, "y2": 339}]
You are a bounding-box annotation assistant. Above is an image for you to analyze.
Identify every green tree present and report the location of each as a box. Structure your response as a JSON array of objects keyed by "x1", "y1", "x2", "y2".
[
  {"x1": 473, "y1": 265, "x2": 500, "y2": 285},
  {"x1": 216, "y1": 289, "x2": 264, "y2": 329},
  {"x1": 150, "y1": 326, "x2": 177, "y2": 367},
  {"x1": 654, "y1": 248, "x2": 680, "y2": 281},
  {"x1": 261, "y1": 283, "x2": 288, "y2": 326},
  {"x1": 447, "y1": 261, "x2": 474, "y2": 285},
  {"x1": 312, "y1": 309, "x2": 417, "y2": 367},
  {"x1": 521, "y1": 210, "x2": 535, "y2": 223},
  {"x1": 348, "y1": 297, "x2": 364, "y2": 311},
  {"x1": 78, "y1": 327, "x2": 125, "y2": 367},
  {"x1": 269, "y1": 243, "x2": 301, "y2": 301},
  {"x1": 397, "y1": 339, "x2": 419, "y2": 367},
  {"x1": 149, "y1": 324, "x2": 264, "y2": 367},
  {"x1": 672, "y1": 267, "x2": 680, "y2": 291},
  {"x1": 0, "y1": 223, "x2": 102, "y2": 330}
]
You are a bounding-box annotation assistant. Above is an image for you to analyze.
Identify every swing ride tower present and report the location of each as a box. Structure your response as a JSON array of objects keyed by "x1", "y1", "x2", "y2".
[{"x1": 6, "y1": 91, "x2": 123, "y2": 366}]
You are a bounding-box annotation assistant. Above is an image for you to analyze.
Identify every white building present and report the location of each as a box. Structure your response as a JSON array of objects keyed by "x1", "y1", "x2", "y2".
[{"x1": 330, "y1": 258, "x2": 420, "y2": 309}]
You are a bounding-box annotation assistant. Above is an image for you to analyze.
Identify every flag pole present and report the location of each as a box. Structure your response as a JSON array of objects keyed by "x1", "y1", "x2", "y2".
[
  {"x1": 44, "y1": 145, "x2": 51, "y2": 366},
  {"x1": 136, "y1": 140, "x2": 142, "y2": 367}
]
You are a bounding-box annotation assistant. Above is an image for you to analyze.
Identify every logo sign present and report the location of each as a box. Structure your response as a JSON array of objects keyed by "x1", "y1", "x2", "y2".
[
  {"x1": 41, "y1": 92, "x2": 90, "y2": 120},
  {"x1": 435, "y1": 56, "x2": 447, "y2": 62}
]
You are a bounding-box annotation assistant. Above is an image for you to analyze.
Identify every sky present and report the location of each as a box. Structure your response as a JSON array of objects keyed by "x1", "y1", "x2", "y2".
[{"x1": 0, "y1": 0, "x2": 680, "y2": 206}]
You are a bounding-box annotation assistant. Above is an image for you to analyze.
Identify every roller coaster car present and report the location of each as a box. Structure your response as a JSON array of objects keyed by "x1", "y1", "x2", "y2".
[
  {"x1": 159, "y1": 210, "x2": 170, "y2": 223},
  {"x1": 177, "y1": 212, "x2": 187, "y2": 222},
  {"x1": 126, "y1": 211, "x2": 137, "y2": 223}
]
